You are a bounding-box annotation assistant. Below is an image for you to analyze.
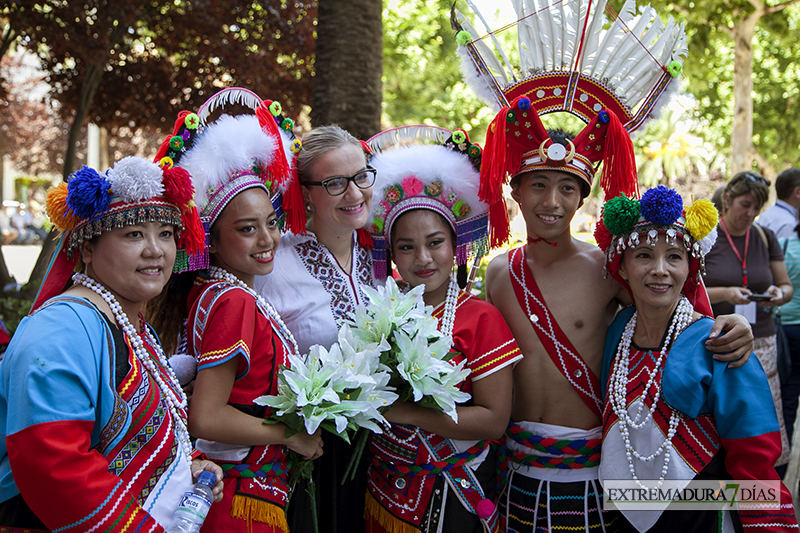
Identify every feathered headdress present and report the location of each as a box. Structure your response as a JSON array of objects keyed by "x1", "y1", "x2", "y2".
[
  {"x1": 453, "y1": 0, "x2": 687, "y2": 245},
  {"x1": 155, "y1": 87, "x2": 303, "y2": 271},
  {"x1": 366, "y1": 125, "x2": 491, "y2": 280},
  {"x1": 34, "y1": 156, "x2": 205, "y2": 310},
  {"x1": 595, "y1": 185, "x2": 718, "y2": 315}
]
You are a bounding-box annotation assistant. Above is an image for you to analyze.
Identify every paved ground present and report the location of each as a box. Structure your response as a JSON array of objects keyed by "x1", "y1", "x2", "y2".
[{"x1": 2, "y1": 244, "x2": 41, "y2": 285}]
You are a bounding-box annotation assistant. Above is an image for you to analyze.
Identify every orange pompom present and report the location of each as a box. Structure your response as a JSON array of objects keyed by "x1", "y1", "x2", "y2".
[{"x1": 45, "y1": 183, "x2": 81, "y2": 232}]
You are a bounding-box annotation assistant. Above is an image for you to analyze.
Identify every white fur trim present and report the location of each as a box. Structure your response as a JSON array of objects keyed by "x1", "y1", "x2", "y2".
[
  {"x1": 699, "y1": 226, "x2": 717, "y2": 257},
  {"x1": 369, "y1": 144, "x2": 487, "y2": 221},
  {"x1": 107, "y1": 156, "x2": 164, "y2": 202}
]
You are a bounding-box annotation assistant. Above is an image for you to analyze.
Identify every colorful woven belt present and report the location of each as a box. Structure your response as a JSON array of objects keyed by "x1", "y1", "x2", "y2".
[
  {"x1": 506, "y1": 423, "x2": 601, "y2": 457},
  {"x1": 220, "y1": 461, "x2": 289, "y2": 478},
  {"x1": 370, "y1": 441, "x2": 487, "y2": 477}
]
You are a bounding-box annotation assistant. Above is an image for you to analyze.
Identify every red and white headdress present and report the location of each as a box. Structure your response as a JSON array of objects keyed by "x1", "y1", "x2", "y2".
[
  {"x1": 366, "y1": 126, "x2": 492, "y2": 280},
  {"x1": 154, "y1": 87, "x2": 303, "y2": 271},
  {"x1": 453, "y1": 0, "x2": 687, "y2": 245}
]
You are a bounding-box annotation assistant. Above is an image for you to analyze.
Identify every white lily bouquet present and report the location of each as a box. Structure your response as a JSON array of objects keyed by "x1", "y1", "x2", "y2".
[
  {"x1": 343, "y1": 279, "x2": 471, "y2": 423},
  {"x1": 254, "y1": 327, "x2": 398, "y2": 444}
]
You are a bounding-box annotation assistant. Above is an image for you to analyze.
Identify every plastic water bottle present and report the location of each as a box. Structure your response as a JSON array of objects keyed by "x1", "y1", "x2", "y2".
[{"x1": 166, "y1": 471, "x2": 216, "y2": 533}]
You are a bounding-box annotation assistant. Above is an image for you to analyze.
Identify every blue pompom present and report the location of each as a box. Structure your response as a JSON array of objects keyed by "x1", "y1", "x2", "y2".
[
  {"x1": 518, "y1": 97, "x2": 531, "y2": 111},
  {"x1": 66, "y1": 166, "x2": 111, "y2": 221},
  {"x1": 598, "y1": 110, "x2": 610, "y2": 124},
  {"x1": 640, "y1": 185, "x2": 683, "y2": 225}
]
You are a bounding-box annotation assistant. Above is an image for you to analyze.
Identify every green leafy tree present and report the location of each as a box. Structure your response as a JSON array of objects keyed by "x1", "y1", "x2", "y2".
[
  {"x1": 382, "y1": 0, "x2": 494, "y2": 138},
  {"x1": 650, "y1": 0, "x2": 800, "y2": 175}
]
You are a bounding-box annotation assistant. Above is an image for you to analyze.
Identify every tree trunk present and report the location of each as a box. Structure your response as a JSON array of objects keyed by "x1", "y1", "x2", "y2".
[
  {"x1": 729, "y1": 13, "x2": 760, "y2": 175},
  {"x1": 311, "y1": 0, "x2": 383, "y2": 140}
]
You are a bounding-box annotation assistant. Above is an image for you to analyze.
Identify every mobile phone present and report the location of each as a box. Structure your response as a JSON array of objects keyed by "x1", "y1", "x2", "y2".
[{"x1": 748, "y1": 293, "x2": 774, "y2": 302}]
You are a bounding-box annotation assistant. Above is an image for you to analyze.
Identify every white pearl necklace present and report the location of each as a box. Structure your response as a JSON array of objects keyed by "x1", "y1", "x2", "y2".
[
  {"x1": 438, "y1": 276, "x2": 459, "y2": 339},
  {"x1": 207, "y1": 266, "x2": 300, "y2": 356},
  {"x1": 72, "y1": 273, "x2": 193, "y2": 464},
  {"x1": 610, "y1": 296, "x2": 693, "y2": 488}
]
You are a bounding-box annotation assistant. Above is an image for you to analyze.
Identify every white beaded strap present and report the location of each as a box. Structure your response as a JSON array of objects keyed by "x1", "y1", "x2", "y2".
[
  {"x1": 72, "y1": 272, "x2": 193, "y2": 464},
  {"x1": 207, "y1": 266, "x2": 300, "y2": 356}
]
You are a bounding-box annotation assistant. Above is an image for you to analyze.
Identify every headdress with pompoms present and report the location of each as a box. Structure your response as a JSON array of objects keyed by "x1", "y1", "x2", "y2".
[
  {"x1": 366, "y1": 125, "x2": 492, "y2": 280},
  {"x1": 34, "y1": 156, "x2": 205, "y2": 311},
  {"x1": 594, "y1": 185, "x2": 718, "y2": 315},
  {"x1": 155, "y1": 87, "x2": 303, "y2": 272},
  {"x1": 453, "y1": 0, "x2": 688, "y2": 246}
]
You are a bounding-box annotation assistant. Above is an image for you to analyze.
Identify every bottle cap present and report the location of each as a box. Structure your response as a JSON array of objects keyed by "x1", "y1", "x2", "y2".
[{"x1": 197, "y1": 470, "x2": 216, "y2": 487}]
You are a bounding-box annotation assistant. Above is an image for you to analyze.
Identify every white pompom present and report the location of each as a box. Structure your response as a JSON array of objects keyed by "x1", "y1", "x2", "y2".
[
  {"x1": 107, "y1": 156, "x2": 165, "y2": 203},
  {"x1": 168, "y1": 353, "x2": 198, "y2": 386}
]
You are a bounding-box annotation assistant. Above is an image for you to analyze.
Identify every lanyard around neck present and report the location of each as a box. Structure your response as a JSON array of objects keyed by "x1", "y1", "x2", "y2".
[{"x1": 719, "y1": 217, "x2": 750, "y2": 287}]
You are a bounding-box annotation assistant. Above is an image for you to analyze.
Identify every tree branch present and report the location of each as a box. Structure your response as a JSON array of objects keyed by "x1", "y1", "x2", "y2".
[{"x1": 765, "y1": 0, "x2": 800, "y2": 14}]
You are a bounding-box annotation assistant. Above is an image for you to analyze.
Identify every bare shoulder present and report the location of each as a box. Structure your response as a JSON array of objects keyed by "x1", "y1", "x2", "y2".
[
  {"x1": 485, "y1": 252, "x2": 510, "y2": 303},
  {"x1": 486, "y1": 252, "x2": 510, "y2": 280}
]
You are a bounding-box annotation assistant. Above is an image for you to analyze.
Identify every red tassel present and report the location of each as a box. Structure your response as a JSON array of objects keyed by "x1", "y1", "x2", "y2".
[
  {"x1": 479, "y1": 111, "x2": 510, "y2": 205},
  {"x1": 282, "y1": 166, "x2": 307, "y2": 235},
  {"x1": 154, "y1": 110, "x2": 193, "y2": 163},
  {"x1": 359, "y1": 140, "x2": 373, "y2": 156},
  {"x1": 599, "y1": 110, "x2": 639, "y2": 200},
  {"x1": 356, "y1": 228, "x2": 374, "y2": 250},
  {"x1": 179, "y1": 205, "x2": 206, "y2": 256},
  {"x1": 488, "y1": 199, "x2": 510, "y2": 248},
  {"x1": 256, "y1": 102, "x2": 291, "y2": 188}
]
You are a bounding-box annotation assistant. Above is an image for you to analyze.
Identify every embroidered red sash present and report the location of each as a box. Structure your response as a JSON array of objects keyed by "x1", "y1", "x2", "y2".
[{"x1": 508, "y1": 246, "x2": 603, "y2": 418}]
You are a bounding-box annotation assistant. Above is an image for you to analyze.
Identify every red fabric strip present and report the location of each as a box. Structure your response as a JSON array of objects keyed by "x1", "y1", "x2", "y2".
[{"x1": 508, "y1": 246, "x2": 602, "y2": 418}]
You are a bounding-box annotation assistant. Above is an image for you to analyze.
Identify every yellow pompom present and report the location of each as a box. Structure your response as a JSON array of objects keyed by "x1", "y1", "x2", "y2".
[
  {"x1": 45, "y1": 182, "x2": 82, "y2": 232},
  {"x1": 685, "y1": 198, "x2": 719, "y2": 241}
]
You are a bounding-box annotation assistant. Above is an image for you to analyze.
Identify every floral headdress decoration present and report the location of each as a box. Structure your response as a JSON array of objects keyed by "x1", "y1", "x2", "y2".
[
  {"x1": 453, "y1": 0, "x2": 687, "y2": 246},
  {"x1": 366, "y1": 125, "x2": 491, "y2": 280},
  {"x1": 155, "y1": 87, "x2": 303, "y2": 271},
  {"x1": 33, "y1": 156, "x2": 205, "y2": 310},
  {"x1": 594, "y1": 185, "x2": 718, "y2": 315}
]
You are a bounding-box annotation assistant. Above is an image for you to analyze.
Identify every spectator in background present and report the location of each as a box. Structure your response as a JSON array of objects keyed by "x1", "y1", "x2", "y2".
[
  {"x1": 779, "y1": 222, "x2": 800, "y2": 478},
  {"x1": 759, "y1": 168, "x2": 800, "y2": 239},
  {"x1": 705, "y1": 171, "x2": 794, "y2": 466}
]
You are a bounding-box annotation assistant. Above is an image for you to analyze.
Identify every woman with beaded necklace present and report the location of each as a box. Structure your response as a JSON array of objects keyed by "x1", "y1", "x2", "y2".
[
  {"x1": 0, "y1": 157, "x2": 223, "y2": 532},
  {"x1": 362, "y1": 126, "x2": 522, "y2": 533},
  {"x1": 595, "y1": 187, "x2": 796, "y2": 532},
  {"x1": 151, "y1": 92, "x2": 324, "y2": 533}
]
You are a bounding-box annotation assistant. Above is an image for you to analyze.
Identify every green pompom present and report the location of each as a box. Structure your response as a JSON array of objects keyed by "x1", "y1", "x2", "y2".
[
  {"x1": 602, "y1": 196, "x2": 640, "y2": 236},
  {"x1": 666, "y1": 61, "x2": 683, "y2": 78},
  {"x1": 456, "y1": 30, "x2": 472, "y2": 46},
  {"x1": 452, "y1": 131, "x2": 466, "y2": 144},
  {"x1": 269, "y1": 101, "x2": 282, "y2": 117}
]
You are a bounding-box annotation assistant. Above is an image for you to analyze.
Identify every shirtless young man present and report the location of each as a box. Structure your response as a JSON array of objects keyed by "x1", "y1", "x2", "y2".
[{"x1": 485, "y1": 163, "x2": 753, "y2": 532}]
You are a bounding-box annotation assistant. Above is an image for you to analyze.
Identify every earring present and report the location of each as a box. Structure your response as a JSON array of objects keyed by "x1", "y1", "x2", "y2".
[{"x1": 306, "y1": 203, "x2": 315, "y2": 212}]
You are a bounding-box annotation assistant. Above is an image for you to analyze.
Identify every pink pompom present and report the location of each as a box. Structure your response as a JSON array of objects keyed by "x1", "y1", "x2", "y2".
[
  {"x1": 402, "y1": 176, "x2": 424, "y2": 196},
  {"x1": 476, "y1": 498, "x2": 495, "y2": 519}
]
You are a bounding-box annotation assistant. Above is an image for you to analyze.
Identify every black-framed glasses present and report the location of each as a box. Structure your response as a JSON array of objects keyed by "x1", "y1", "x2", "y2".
[
  {"x1": 740, "y1": 171, "x2": 771, "y2": 187},
  {"x1": 303, "y1": 167, "x2": 377, "y2": 196}
]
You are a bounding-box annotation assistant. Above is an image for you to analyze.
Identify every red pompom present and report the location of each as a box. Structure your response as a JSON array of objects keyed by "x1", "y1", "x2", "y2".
[
  {"x1": 282, "y1": 165, "x2": 307, "y2": 235},
  {"x1": 255, "y1": 101, "x2": 291, "y2": 188},
  {"x1": 356, "y1": 228, "x2": 374, "y2": 250},
  {"x1": 179, "y1": 205, "x2": 206, "y2": 257},
  {"x1": 161, "y1": 166, "x2": 195, "y2": 207},
  {"x1": 593, "y1": 219, "x2": 614, "y2": 252},
  {"x1": 476, "y1": 498, "x2": 495, "y2": 519}
]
